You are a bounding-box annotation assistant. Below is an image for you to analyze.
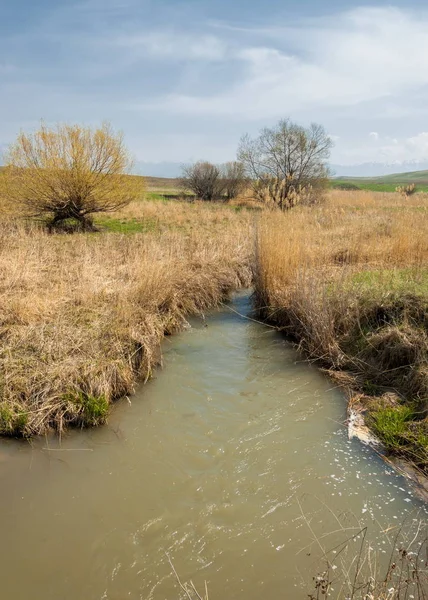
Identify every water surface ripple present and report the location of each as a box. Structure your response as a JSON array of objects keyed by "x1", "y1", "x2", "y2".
[{"x1": 0, "y1": 293, "x2": 425, "y2": 599}]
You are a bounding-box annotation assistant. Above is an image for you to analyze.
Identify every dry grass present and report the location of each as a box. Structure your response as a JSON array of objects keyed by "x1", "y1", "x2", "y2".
[
  {"x1": 0, "y1": 202, "x2": 253, "y2": 436},
  {"x1": 255, "y1": 190, "x2": 428, "y2": 469},
  {"x1": 327, "y1": 189, "x2": 428, "y2": 209},
  {"x1": 103, "y1": 197, "x2": 250, "y2": 233},
  {"x1": 307, "y1": 517, "x2": 428, "y2": 600}
]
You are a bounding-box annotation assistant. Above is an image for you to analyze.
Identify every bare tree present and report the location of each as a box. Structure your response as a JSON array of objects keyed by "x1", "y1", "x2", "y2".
[
  {"x1": 3, "y1": 122, "x2": 141, "y2": 231},
  {"x1": 221, "y1": 161, "x2": 248, "y2": 200},
  {"x1": 238, "y1": 119, "x2": 333, "y2": 209},
  {"x1": 179, "y1": 161, "x2": 224, "y2": 201}
]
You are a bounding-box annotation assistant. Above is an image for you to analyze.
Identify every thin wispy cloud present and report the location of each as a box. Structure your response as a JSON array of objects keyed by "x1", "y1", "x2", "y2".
[
  {"x1": 2, "y1": 1, "x2": 428, "y2": 170},
  {"x1": 136, "y1": 7, "x2": 428, "y2": 119}
]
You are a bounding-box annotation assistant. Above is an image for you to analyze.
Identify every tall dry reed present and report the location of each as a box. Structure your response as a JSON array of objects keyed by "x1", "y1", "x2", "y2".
[{"x1": 255, "y1": 192, "x2": 428, "y2": 469}]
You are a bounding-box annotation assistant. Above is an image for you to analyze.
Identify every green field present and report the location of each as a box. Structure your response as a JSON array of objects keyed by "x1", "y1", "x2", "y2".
[{"x1": 331, "y1": 169, "x2": 428, "y2": 192}]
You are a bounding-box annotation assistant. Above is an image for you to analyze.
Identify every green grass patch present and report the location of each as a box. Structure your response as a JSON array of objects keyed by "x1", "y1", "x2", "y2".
[
  {"x1": 65, "y1": 392, "x2": 109, "y2": 427},
  {"x1": 0, "y1": 403, "x2": 29, "y2": 436},
  {"x1": 95, "y1": 217, "x2": 159, "y2": 234},
  {"x1": 346, "y1": 268, "x2": 428, "y2": 298},
  {"x1": 331, "y1": 168, "x2": 428, "y2": 192},
  {"x1": 368, "y1": 405, "x2": 415, "y2": 450},
  {"x1": 145, "y1": 192, "x2": 172, "y2": 202},
  {"x1": 330, "y1": 179, "x2": 428, "y2": 193},
  {"x1": 368, "y1": 405, "x2": 428, "y2": 467}
]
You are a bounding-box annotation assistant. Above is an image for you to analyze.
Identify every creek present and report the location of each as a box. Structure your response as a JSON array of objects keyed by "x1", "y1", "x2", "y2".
[{"x1": 0, "y1": 293, "x2": 425, "y2": 599}]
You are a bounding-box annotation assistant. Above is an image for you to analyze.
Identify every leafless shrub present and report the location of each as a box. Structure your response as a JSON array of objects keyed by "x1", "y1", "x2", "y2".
[
  {"x1": 238, "y1": 118, "x2": 333, "y2": 210},
  {"x1": 180, "y1": 161, "x2": 248, "y2": 202},
  {"x1": 179, "y1": 161, "x2": 224, "y2": 201},
  {"x1": 221, "y1": 161, "x2": 248, "y2": 200}
]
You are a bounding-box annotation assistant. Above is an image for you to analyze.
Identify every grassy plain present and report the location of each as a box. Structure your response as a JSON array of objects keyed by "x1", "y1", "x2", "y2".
[{"x1": 255, "y1": 189, "x2": 428, "y2": 471}]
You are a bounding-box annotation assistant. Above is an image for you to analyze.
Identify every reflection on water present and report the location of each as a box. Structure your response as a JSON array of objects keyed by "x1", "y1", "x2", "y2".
[{"x1": 0, "y1": 292, "x2": 425, "y2": 599}]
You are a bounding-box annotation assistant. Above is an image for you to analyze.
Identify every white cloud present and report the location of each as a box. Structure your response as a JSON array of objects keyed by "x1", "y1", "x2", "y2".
[
  {"x1": 369, "y1": 132, "x2": 379, "y2": 140},
  {"x1": 137, "y1": 7, "x2": 428, "y2": 120},
  {"x1": 403, "y1": 132, "x2": 428, "y2": 158},
  {"x1": 333, "y1": 132, "x2": 428, "y2": 165}
]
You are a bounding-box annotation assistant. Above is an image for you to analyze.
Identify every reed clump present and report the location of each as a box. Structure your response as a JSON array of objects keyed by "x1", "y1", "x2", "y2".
[
  {"x1": 0, "y1": 202, "x2": 253, "y2": 436},
  {"x1": 308, "y1": 519, "x2": 428, "y2": 600},
  {"x1": 255, "y1": 191, "x2": 428, "y2": 470}
]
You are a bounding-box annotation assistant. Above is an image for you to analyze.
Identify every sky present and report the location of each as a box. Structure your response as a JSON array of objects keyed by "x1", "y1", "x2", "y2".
[{"x1": 3, "y1": 0, "x2": 428, "y2": 176}]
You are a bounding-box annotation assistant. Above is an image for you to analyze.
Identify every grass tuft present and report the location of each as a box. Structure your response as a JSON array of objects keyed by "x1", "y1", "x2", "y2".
[
  {"x1": 64, "y1": 391, "x2": 110, "y2": 427},
  {"x1": 0, "y1": 403, "x2": 29, "y2": 436}
]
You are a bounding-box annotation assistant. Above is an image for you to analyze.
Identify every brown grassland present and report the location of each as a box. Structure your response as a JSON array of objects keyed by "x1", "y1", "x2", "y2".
[
  {"x1": 255, "y1": 189, "x2": 428, "y2": 472},
  {"x1": 0, "y1": 187, "x2": 253, "y2": 436}
]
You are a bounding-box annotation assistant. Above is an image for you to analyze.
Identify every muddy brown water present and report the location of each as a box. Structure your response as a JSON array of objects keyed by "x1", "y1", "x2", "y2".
[{"x1": 0, "y1": 293, "x2": 426, "y2": 600}]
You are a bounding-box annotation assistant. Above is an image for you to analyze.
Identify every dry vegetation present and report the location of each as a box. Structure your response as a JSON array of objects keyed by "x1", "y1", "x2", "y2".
[
  {"x1": 255, "y1": 190, "x2": 428, "y2": 470},
  {"x1": 307, "y1": 518, "x2": 428, "y2": 600},
  {"x1": 0, "y1": 200, "x2": 253, "y2": 436},
  {"x1": 0, "y1": 171, "x2": 427, "y2": 467}
]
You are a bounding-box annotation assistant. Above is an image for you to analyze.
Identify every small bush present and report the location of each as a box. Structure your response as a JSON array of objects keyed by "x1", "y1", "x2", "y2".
[
  {"x1": 179, "y1": 161, "x2": 224, "y2": 201},
  {"x1": 396, "y1": 183, "x2": 417, "y2": 196}
]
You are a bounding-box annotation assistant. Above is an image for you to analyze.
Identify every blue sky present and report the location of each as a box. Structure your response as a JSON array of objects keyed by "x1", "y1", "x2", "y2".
[{"x1": 3, "y1": 0, "x2": 428, "y2": 175}]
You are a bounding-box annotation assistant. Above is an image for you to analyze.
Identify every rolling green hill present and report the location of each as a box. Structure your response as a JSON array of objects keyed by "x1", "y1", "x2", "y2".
[{"x1": 331, "y1": 169, "x2": 428, "y2": 192}]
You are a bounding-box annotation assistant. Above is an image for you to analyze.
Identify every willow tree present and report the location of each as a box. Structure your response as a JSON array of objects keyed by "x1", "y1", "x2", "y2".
[
  {"x1": 3, "y1": 122, "x2": 141, "y2": 231},
  {"x1": 238, "y1": 119, "x2": 333, "y2": 209}
]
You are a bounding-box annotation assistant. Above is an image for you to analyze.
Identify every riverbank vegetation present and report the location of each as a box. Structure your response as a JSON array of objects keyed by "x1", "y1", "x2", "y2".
[
  {"x1": 0, "y1": 198, "x2": 252, "y2": 436},
  {"x1": 255, "y1": 189, "x2": 428, "y2": 472}
]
